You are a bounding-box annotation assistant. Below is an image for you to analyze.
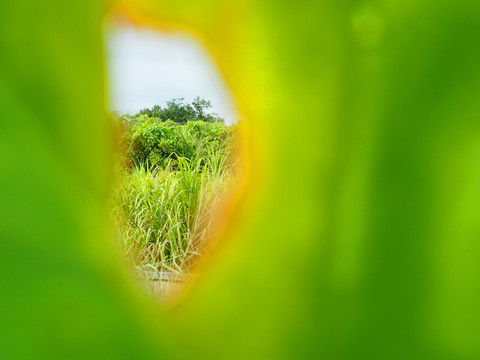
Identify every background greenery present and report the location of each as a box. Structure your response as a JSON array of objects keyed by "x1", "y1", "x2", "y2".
[
  {"x1": 115, "y1": 102, "x2": 231, "y2": 168},
  {"x1": 111, "y1": 112, "x2": 238, "y2": 274},
  {"x1": 134, "y1": 96, "x2": 224, "y2": 124}
]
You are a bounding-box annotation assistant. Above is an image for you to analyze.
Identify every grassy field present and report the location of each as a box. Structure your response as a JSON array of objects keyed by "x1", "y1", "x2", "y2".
[{"x1": 111, "y1": 115, "x2": 239, "y2": 278}]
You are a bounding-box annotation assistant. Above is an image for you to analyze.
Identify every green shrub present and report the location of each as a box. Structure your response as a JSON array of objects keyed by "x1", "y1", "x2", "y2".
[
  {"x1": 115, "y1": 114, "x2": 233, "y2": 169},
  {"x1": 110, "y1": 112, "x2": 240, "y2": 273}
]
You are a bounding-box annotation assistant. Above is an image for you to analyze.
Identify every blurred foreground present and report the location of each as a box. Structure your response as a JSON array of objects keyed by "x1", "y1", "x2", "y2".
[{"x1": 1, "y1": 0, "x2": 480, "y2": 359}]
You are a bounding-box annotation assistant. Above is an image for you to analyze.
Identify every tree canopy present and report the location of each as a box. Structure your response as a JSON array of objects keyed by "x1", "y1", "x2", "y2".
[{"x1": 136, "y1": 97, "x2": 224, "y2": 124}]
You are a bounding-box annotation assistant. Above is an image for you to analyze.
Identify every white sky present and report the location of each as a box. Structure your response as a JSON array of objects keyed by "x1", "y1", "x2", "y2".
[{"x1": 104, "y1": 25, "x2": 238, "y2": 125}]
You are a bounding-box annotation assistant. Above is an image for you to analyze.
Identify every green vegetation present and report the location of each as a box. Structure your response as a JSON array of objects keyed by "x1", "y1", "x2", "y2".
[
  {"x1": 111, "y1": 101, "x2": 239, "y2": 274},
  {"x1": 134, "y1": 96, "x2": 224, "y2": 124}
]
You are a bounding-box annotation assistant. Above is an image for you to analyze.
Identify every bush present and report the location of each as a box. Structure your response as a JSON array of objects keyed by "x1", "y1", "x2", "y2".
[{"x1": 116, "y1": 115, "x2": 233, "y2": 169}]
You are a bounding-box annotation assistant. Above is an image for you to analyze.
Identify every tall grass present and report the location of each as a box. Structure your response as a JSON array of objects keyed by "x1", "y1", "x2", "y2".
[{"x1": 112, "y1": 142, "x2": 238, "y2": 275}]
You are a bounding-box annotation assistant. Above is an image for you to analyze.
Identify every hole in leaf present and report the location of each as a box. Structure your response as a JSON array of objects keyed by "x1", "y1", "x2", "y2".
[{"x1": 103, "y1": 18, "x2": 242, "y2": 300}]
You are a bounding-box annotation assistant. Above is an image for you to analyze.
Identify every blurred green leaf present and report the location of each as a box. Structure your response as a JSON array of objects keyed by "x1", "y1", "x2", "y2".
[{"x1": 1, "y1": 0, "x2": 480, "y2": 359}]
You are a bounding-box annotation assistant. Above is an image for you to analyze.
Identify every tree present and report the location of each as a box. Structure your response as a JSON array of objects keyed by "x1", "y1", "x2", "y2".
[{"x1": 135, "y1": 97, "x2": 224, "y2": 124}]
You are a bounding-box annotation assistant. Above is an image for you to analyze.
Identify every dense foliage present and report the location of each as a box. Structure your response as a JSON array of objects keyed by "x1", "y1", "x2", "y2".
[
  {"x1": 111, "y1": 111, "x2": 239, "y2": 275},
  {"x1": 135, "y1": 97, "x2": 224, "y2": 124},
  {"x1": 116, "y1": 115, "x2": 233, "y2": 169}
]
